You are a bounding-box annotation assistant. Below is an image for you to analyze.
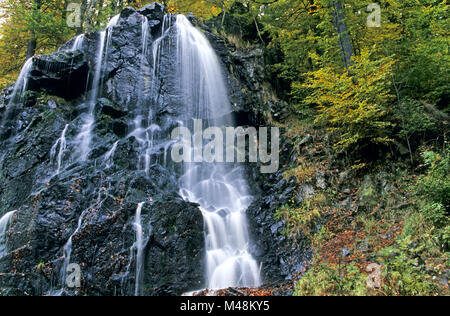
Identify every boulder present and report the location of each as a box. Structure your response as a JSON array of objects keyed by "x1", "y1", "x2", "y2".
[
  {"x1": 137, "y1": 2, "x2": 165, "y2": 22},
  {"x1": 27, "y1": 51, "x2": 89, "y2": 100}
]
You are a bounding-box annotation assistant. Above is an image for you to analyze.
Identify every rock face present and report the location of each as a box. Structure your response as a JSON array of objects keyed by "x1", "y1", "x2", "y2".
[
  {"x1": 28, "y1": 51, "x2": 89, "y2": 100},
  {"x1": 0, "y1": 3, "x2": 294, "y2": 296},
  {"x1": 246, "y1": 139, "x2": 313, "y2": 291}
]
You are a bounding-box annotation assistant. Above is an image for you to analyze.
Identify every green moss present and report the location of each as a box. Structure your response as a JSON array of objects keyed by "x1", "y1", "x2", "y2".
[{"x1": 36, "y1": 92, "x2": 68, "y2": 107}]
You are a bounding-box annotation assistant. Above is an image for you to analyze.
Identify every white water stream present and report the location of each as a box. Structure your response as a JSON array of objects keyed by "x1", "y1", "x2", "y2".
[
  {"x1": 50, "y1": 124, "x2": 69, "y2": 175},
  {"x1": 0, "y1": 211, "x2": 16, "y2": 258},
  {"x1": 133, "y1": 202, "x2": 146, "y2": 296},
  {"x1": 175, "y1": 15, "x2": 261, "y2": 289}
]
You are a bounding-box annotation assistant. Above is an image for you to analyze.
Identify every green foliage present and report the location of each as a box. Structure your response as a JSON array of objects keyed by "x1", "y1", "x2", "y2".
[
  {"x1": 275, "y1": 193, "x2": 327, "y2": 238},
  {"x1": 294, "y1": 263, "x2": 368, "y2": 296},
  {"x1": 259, "y1": 0, "x2": 448, "y2": 157},
  {"x1": 0, "y1": 0, "x2": 75, "y2": 89},
  {"x1": 393, "y1": 99, "x2": 439, "y2": 142},
  {"x1": 36, "y1": 92, "x2": 68, "y2": 106},
  {"x1": 415, "y1": 148, "x2": 450, "y2": 250},
  {"x1": 378, "y1": 235, "x2": 438, "y2": 296},
  {"x1": 283, "y1": 160, "x2": 316, "y2": 184},
  {"x1": 166, "y1": 0, "x2": 234, "y2": 19},
  {"x1": 295, "y1": 206, "x2": 444, "y2": 296},
  {"x1": 417, "y1": 149, "x2": 450, "y2": 210},
  {"x1": 305, "y1": 49, "x2": 395, "y2": 153}
]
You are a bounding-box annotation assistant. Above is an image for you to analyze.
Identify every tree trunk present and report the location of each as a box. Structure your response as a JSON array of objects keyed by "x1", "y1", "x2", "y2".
[
  {"x1": 26, "y1": 0, "x2": 42, "y2": 59},
  {"x1": 391, "y1": 71, "x2": 414, "y2": 165},
  {"x1": 331, "y1": 1, "x2": 354, "y2": 68},
  {"x1": 85, "y1": 0, "x2": 98, "y2": 32},
  {"x1": 77, "y1": 0, "x2": 88, "y2": 35},
  {"x1": 26, "y1": 33, "x2": 37, "y2": 60}
]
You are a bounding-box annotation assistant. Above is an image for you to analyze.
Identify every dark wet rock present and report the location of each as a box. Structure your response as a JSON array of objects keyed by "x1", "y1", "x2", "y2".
[
  {"x1": 0, "y1": 3, "x2": 207, "y2": 296},
  {"x1": 95, "y1": 98, "x2": 128, "y2": 119},
  {"x1": 28, "y1": 51, "x2": 89, "y2": 100},
  {"x1": 137, "y1": 2, "x2": 165, "y2": 22},
  {"x1": 246, "y1": 138, "x2": 312, "y2": 285},
  {"x1": 143, "y1": 198, "x2": 205, "y2": 295},
  {"x1": 0, "y1": 2, "x2": 298, "y2": 296}
]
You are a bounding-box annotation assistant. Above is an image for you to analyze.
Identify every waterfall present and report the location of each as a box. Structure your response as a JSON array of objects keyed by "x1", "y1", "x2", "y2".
[
  {"x1": 1, "y1": 59, "x2": 33, "y2": 131},
  {"x1": 0, "y1": 211, "x2": 16, "y2": 258},
  {"x1": 103, "y1": 140, "x2": 119, "y2": 169},
  {"x1": 74, "y1": 31, "x2": 106, "y2": 162},
  {"x1": 71, "y1": 34, "x2": 84, "y2": 51},
  {"x1": 107, "y1": 14, "x2": 120, "y2": 29},
  {"x1": 133, "y1": 202, "x2": 146, "y2": 296},
  {"x1": 74, "y1": 15, "x2": 119, "y2": 162},
  {"x1": 129, "y1": 15, "x2": 168, "y2": 175},
  {"x1": 152, "y1": 15, "x2": 172, "y2": 80},
  {"x1": 174, "y1": 15, "x2": 261, "y2": 289},
  {"x1": 45, "y1": 11, "x2": 260, "y2": 295},
  {"x1": 140, "y1": 17, "x2": 157, "y2": 175},
  {"x1": 7, "y1": 59, "x2": 33, "y2": 107},
  {"x1": 60, "y1": 209, "x2": 87, "y2": 287},
  {"x1": 50, "y1": 124, "x2": 69, "y2": 175}
]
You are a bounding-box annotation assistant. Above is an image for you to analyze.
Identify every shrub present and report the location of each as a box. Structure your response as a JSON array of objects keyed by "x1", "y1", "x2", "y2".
[
  {"x1": 275, "y1": 193, "x2": 328, "y2": 238},
  {"x1": 294, "y1": 263, "x2": 368, "y2": 296},
  {"x1": 304, "y1": 49, "x2": 395, "y2": 153}
]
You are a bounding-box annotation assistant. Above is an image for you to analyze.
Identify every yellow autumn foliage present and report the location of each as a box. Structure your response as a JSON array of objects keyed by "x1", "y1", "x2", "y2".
[{"x1": 304, "y1": 48, "x2": 395, "y2": 153}]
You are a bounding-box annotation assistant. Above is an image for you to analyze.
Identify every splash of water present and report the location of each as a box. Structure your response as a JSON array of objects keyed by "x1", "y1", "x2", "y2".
[
  {"x1": 175, "y1": 15, "x2": 261, "y2": 290},
  {"x1": 0, "y1": 211, "x2": 16, "y2": 258}
]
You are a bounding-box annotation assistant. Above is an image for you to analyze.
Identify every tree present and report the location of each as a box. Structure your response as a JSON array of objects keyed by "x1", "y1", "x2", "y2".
[
  {"x1": 26, "y1": 0, "x2": 42, "y2": 59},
  {"x1": 304, "y1": 49, "x2": 395, "y2": 154},
  {"x1": 0, "y1": 0, "x2": 74, "y2": 89},
  {"x1": 328, "y1": 0, "x2": 354, "y2": 67}
]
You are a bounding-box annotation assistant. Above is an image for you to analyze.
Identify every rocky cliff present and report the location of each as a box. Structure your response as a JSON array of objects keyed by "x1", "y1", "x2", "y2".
[{"x1": 0, "y1": 3, "x2": 305, "y2": 296}]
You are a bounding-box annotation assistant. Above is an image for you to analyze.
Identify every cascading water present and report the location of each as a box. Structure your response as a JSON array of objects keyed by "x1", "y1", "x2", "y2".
[
  {"x1": 133, "y1": 202, "x2": 146, "y2": 296},
  {"x1": 50, "y1": 124, "x2": 69, "y2": 175},
  {"x1": 0, "y1": 59, "x2": 33, "y2": 130},
  {"x1": 152, "y1": 15, "x2": 172, "y2": 81},
  {"x1": 174, "y1": 15, "x2": 261, "y2": 289},
  {"x1": 71, "y1": 34, "x2": 84, "y2": 51},
  {"x1": 60, "y1": 208, "x2": 87, "y2": 287},
  {"x1": 129, "y1": 15, "x2": 172, "y2": 175},
  {"x1": 107, "y1": 14, "x2": 120, "y2": 29},
  {"x1": 58, "y1": 189, "x2": 106, "y2": 293},
  {"x1": 74, "y1": 15, "x2": 120, "y2": 162},
  {"x1": 104, "y1": 140, "x2": 119, "y2": 169},
  {"x1": 7, "y1": 59, "x2": 33, "y2": 107},
  {"x1": 13, "y1": 9, "x2": 261, "y2": 295},
  {"x1": 0, "y1": 211, "x2": 16, "y2": 258},
  {"x1": 74, "y1": 31, "x2": 106, "y2": 162}
]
